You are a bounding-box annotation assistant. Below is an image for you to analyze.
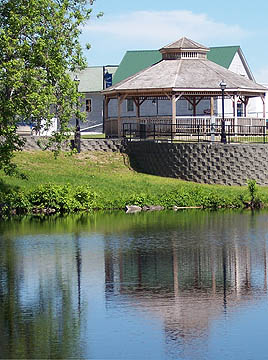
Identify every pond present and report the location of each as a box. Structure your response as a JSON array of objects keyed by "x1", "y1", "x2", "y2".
[{"x1": 1, "y1": 210, "x2": 268, "y2": 359}]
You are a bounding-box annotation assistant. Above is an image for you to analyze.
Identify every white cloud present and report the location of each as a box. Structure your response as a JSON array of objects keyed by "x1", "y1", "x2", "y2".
[{"x1": 83, "y1": 10, "x2": 248, "y2": 49}]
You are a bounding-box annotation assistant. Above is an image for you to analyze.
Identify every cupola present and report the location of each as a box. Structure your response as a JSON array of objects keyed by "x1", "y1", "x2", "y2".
[{"x1": 159, "y1": 37, "x2": 209, "y2": 60}]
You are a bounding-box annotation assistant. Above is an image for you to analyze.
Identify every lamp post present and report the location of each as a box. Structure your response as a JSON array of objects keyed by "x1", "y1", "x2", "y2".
[
  {"x1": 74, "y1": 75, "x2": 81, "y2": 153},
  {"x1": 220, "y1": 80, "x2": 227, "y2": 144}
]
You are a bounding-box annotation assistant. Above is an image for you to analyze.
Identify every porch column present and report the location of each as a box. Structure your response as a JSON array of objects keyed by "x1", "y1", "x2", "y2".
[
  {"x1": 134, "y1": 97, "x2": 147, "y2": 127},
  {"x1": 117, "y1": 94, "x2": 127, "y2": 137},
  {"x1": 244, "y1": 97, "x2": 249, "y2": 117},
  {"x1": 104, "y1": 97, "x2": 110, "y2": 136},
  {"x1": 117, "y1": 95, "x2": 122, "y2": 137},
  {"x1": 136, "y1": 102, "x2": 140, "y2": 118},
  {"x1": 193, "y1": 96, "x2": 197, "y2": 117},
  {"x1": 261, "y1": 94, "x2": 266, "y2": 118},
  {"x1": 172, "y1": 94, "x2": 176, "y2": 138},
  {"x1": 210, "y1": 97, "x2": 214, "y2": 116},
  {"x1": 234, "y1": 94, "x2": 238, "y2": 127},
  {"x1": 134, "y1": 97, "x2": 140, "y2": 118}
]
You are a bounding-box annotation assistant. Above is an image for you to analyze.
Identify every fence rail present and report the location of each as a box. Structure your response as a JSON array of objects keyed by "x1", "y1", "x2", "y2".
[{"x1": 123, "y1": 123, "x2": 267, "y2": 144}]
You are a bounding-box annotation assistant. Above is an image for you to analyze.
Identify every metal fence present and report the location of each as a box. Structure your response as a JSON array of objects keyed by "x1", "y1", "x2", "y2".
[{"x1": 123, "y1": 123, "x2": 268, "y2": 144}]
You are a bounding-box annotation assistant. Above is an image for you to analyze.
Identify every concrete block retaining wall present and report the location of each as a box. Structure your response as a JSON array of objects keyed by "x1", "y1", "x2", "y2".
[
  {"x1": 23, "y1": 137, "x2": 126, "y2": 152},
  {"x1": 22, "y1": 137, "x2": 268, "y2": 186},
  {"x1": 126, "y1": 142, "x2": 268, "y2": 186}
]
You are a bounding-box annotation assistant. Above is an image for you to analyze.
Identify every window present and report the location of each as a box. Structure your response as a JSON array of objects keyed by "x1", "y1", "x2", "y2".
[
  {"x1": 127, "y1": 99, "x2": 134, "y2": 112},
  {"x1": 86, "y1": 99, "x2": 92, "y2": 112}
]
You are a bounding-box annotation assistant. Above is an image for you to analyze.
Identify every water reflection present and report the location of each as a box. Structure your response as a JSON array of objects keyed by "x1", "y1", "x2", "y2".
[
  {"x1": 0, "y1": 210, "x2": 268, "y2": 359},
  {"x1": 0, "y1": 234, "x2": 83, "y2": 359}
]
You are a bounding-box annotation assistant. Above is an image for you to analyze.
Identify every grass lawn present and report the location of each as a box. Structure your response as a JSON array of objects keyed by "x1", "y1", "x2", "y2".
[
  {"x1": 81, "y1": 133, "x2": 105, "y2": 139},
  {"x1": 1, "y1": 150, "x2": 267, "y2": 210},
  {"x1": 0, "y1": 151, "x2": 199, "y2": 197}
]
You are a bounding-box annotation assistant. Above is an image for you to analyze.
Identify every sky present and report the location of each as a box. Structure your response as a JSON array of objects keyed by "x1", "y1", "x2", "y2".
[{"x1": 80, "y1": 0, "x2": 268, "y2": 83}]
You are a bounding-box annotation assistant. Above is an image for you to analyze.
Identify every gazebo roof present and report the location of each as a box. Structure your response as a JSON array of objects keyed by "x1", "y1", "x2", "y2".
[
  {"x1": 103, "y1": 37, "x2": 266, "y2": 98},
  {"x1": 160, "y1": 37, "x2": 209, "y2": 52}
]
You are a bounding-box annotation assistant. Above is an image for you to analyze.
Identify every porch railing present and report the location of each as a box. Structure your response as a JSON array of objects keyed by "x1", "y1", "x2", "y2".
[
  {"x1": 123, "y1": 123, "x2": 268, "y2": 144},
  {"x1": 105, "y1": 116, "x2": 266, "y2": 138}
]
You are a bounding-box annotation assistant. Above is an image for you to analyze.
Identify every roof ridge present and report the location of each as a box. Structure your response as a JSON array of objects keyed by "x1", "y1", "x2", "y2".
[
  {"x1": 210, "y1": 45, "x2": 240, "y2": 49},
  {"x1": 126, "y1": 49, "x2": 160, "y2": 53},
  {"x1": 173, "y1": 60, "x2": 182, "y2": 87},
  {"x1": 161, "y1": 37, "x2": 209, "y2": 50}
]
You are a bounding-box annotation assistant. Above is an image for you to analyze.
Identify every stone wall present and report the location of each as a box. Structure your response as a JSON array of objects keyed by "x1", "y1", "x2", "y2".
[
  {"x1": 126, "y1": 141, "x2": 268, "y2": 186},
  {"x1": 23, "y1": 137, "x2": 126, "y2": 152}
]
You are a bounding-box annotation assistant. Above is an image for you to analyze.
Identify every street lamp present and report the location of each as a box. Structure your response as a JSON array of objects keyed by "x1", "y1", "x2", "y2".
[
  {"x1": 74, "y1": 75, "x2": 81, "y2": 153},
  {"x1": 219, "y1": 80, "x2": 227, "y2": 144}
]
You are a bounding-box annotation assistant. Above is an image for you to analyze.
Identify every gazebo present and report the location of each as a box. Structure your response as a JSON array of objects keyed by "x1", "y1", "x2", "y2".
[{"x1": 103, "y1": 37, "x2": 267, "y2": 139}]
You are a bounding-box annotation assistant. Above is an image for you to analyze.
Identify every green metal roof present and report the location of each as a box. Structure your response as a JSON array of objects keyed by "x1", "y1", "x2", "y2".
[
  {"x1": 208, "y1": 46, "x2": 240, "y2": 69},
  {"x1": 113, "y1": 50, "x2": 162, "y2": 84},
  {"x1": 113, "y1": 46, "x2": 240, "y2": 84}
]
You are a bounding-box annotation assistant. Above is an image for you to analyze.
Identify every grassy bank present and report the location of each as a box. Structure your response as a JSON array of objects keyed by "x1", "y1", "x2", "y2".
[{"x1": 0, "y1": 151, "x2": 267, "y2": 215}]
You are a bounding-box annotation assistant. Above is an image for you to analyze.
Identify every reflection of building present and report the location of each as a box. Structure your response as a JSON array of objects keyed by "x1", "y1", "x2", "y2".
[{"x1": 104, "y1": 231, "x2": 268, "y2": 346}]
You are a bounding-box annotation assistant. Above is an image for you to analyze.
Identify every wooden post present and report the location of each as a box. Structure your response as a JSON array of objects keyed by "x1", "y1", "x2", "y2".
[
  {"x1": 172, "y1": 94, "x2": 176, "y2": 139},
  {"x1": 234, "y1": 94, "x2": 238, "y2": 128},
  {"x1": 117, "y1": 94, "x2": 128, "y2": 137},
  {"x1": 244, "y1": 97, "x2": 249, "y2": 117},
  {"x1": 261, "y1": 94, "x2": 266, "y2": 119},
  {"x1": 117, "y1": 95, "x2": 122, "y2": 137},
  {"x1": 104, "y1": 97, "x2": 110, "y2": 136},
  {"x1": 210, "y1": 97, "x2": 214, "y2": 116},
  {"x1": 193, "y1": 96, "x2": 197, "y2": 117},
  {"x1": 135, "y1": 98, "x2": 140, "y2": 118}
]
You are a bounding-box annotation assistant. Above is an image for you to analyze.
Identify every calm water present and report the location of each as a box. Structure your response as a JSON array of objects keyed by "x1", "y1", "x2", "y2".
[{"x1": 1, "y1": 210, "x2": 268, "y2": 359}]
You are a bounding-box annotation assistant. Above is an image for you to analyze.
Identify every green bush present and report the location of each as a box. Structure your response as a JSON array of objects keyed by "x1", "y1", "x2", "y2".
[
  {"x1": 0, "y1": 178, "x2": 264, "y2": 217},
  {"x1": 0, "y1": 190, "x2": 31, "y2": 215},
  {"x1": 28, "y1": 184, "x2": 97, "y2": 213},
  {"x1": 73, "y1": 186, "x2": 98, "y2": 210},
  {"x1": 245, "y1": 179, "x2": 263, "y2": 209}
]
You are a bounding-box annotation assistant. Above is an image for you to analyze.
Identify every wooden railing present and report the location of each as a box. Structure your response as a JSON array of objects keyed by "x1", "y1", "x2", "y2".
[{"x1": 105, "y1": 116, "x2": 266, "y2": 137}]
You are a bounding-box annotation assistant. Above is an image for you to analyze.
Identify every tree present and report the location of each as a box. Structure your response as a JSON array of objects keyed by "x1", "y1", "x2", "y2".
[{"x1": 0, "y1": 0, "x2": 101, "y2": 176}]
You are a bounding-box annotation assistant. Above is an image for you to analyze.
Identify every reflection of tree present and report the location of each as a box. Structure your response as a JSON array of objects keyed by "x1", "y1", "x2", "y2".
[{"x1": 0, "y1": 235, "x2": 83, "y2": 359}]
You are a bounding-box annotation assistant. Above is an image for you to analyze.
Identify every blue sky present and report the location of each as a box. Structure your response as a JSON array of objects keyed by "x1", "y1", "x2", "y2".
[{"x1": 80, "y1": 0, "x2": 268, "y2": 82}]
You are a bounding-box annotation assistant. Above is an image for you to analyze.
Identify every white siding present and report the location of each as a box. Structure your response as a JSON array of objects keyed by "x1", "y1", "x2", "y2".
[{"x1": 229, "y1": 53, "x2": 249, "y2": 78}]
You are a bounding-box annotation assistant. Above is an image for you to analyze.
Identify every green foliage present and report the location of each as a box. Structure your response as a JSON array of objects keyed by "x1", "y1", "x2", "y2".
[
  {"x1": 73, "y1": 185, "x2": 98, "y2": 210},
  {"x1": 0, "y1": 183, "x2": 99, "y2": 215},
  {"x1": 0, "y1": 190, "x2": 31, "y2": 215},
  {"x1": 245, "y1": 179, "x2": 263, "y2": 209},
  {"x1": 29, "y1": 184, "x2": 78, "y2": 212},
  {"x1": 29, "y1": 184, "x2": 98, "y2": 213},
  {"x1": 1, "y1": 152, "x2": 268, "y2": 216},
  {"x1": 0, "y1": 0, "x2": 102, "y2": 174},
  {"x1": 247, "y1": 179, "x2": 257, "y2": 202}
]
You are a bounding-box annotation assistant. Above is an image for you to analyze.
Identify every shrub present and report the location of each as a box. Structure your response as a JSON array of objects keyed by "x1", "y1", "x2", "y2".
[
  {"x1": 245, "y1": 179, "x2": 263, "y2": 209},
  {"x1": 28, "y1": 184, "x2": 98, "y2": 213},
  {"x1": 73, "y1": 186, "x2": 98, "y2": 210},
  {"x1": 0, "y1": 190, "x2": 31, "y2": 215}
]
